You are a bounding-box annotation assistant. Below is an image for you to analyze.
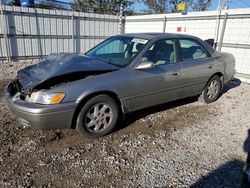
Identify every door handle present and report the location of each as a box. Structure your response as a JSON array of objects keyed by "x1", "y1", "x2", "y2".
[
  {"x1": 172, "y1": 72, "x2": 180, "y2": 76},
  {"x1": 208, "y1": 65, "x2": 213, "y2": 69}
]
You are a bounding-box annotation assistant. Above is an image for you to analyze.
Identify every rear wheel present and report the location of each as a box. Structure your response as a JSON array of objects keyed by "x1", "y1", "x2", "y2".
[
  {"x1": 76, "y1": 95, "x2": 119, "y2": 138},
  {"x1": 199, "y1": 75, "x2": 222, "y2": 104}
]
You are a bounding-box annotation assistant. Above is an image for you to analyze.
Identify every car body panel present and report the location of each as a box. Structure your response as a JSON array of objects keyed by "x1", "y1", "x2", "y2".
[
  {"x1": 215, "y1": 51, "x2": 236, "y2": 83},
  {"x1": 130, "y1": 63, "x2": 182, "y2": 111},
  {"x1": 5, "y1": 33, "x2": 236, "y2": 130},
  {"x1": 5, "y1": 90, "x2": 76, "y2": 129},
  {"x1": 179, "y1": 57, "x2": 217, "y2": 97},
  {"x1": 45, "y1": 67, "x2": 132, "y2": 112},
  {"x1": 18, "y1": 53, "x2": 118, "y2": 90}
]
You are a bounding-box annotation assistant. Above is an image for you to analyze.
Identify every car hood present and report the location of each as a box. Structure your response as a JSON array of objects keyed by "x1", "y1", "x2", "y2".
[{"x1": 18, "y1": 53, "x2": 119, "y2": 90}]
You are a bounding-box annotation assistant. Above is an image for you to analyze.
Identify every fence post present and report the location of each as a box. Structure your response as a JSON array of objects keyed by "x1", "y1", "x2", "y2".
[
  {"x1": 162, "y1": 16, "x2": 167, "y2": 33},
  {"x1": 72, "y1": 11, "x2": 75, "y2": 53},
  {"x1": 0, "y1": 2, "x2": 10, "y2": 62},
  {"x1": 119, "y1": 3, "x2": 124, "y2": 34},
  {"x1": 214, "y1": 9, "x2": 221, "y2": 49},
  {"x1": 218, "y1": 12, "x2": 228, "y2": 51},
  {"x1": 35, "y1": 8, "x2": 43, "y2": 59}
]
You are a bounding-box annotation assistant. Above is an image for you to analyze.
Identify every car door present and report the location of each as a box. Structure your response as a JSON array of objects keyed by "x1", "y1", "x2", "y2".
[
  {"x1": 178, "y1": 38, "x2": 216, "y2": 98},
  {"x1": 130, "y1": 38, "x2": 182, "y2": 111}
]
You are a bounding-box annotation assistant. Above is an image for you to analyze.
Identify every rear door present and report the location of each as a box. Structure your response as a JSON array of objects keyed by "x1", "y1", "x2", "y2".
[{"x1": 178, "y1": 38, "x2": 216, "y2": 98}]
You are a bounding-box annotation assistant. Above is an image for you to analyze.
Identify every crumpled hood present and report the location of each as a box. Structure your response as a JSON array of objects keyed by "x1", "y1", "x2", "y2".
[{"x1": 18, "y1": 53, "x2": 119, "y2": 90}]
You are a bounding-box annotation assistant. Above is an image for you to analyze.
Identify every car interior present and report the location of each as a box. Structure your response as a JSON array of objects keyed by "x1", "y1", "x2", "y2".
[
  {"x1": 141, "y1": 40, "x2": 176, "y2": 66},
  {"x1": 94, "y1": 39, "x2": 146, "y2": 67},
  {"x1": 181, "y1": 46, "x2": 207, "y2": 60}
]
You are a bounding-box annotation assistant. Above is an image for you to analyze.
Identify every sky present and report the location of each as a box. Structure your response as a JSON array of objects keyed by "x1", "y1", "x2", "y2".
[{"x1": 209, "y1": 0, "x2": 250, "y2": 10}]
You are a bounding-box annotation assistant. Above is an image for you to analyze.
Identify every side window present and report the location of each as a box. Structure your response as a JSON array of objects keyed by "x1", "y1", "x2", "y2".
[
  {"x1": 141, "y1": 39, "x2": 177, "y2": 66},
  {"x1": 179, "y1": 39, "x2": 209, "y2": 61}
]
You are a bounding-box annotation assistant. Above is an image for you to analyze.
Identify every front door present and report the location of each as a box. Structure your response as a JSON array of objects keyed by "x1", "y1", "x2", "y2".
[{"x1": 130, "y1": 38, "x2": 182, "y2": 111}]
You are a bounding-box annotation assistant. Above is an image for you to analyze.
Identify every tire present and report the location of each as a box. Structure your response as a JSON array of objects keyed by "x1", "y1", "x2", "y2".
[
  {"x1": 199, "y1": 75, "x2": 222, "y2": 104},
  {"x1": 76, "y1": 95, "x2": 119, "y2": 138}
]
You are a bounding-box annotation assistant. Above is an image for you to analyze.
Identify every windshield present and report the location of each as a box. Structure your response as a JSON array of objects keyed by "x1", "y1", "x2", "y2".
[{"x1": 86, "y1": 36, "x2": 148, "y2": 67}]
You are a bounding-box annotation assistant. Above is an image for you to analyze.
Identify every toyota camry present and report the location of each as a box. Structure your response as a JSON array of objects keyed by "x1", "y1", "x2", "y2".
[{"x1": 5, "y1": 33, "x2": 235, "y2": 138}]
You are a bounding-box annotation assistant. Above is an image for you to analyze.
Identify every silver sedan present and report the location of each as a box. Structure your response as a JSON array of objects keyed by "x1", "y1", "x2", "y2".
[{"x1": 5, "y1": 33, "x2": 236, "y2": 138}]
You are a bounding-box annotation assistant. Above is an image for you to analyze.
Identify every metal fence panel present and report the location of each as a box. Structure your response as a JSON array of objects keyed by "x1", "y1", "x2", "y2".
[
  {"x1": 125, "y1": 8, "x2": 250, "y2": 77},
  {"x1": 0, "y1": 5, "x2": 120, "y2": 61}
]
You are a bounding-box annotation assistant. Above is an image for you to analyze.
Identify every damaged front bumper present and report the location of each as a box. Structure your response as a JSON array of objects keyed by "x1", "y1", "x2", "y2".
[{"x1": 5, "y1": 81, "x2": 76, "y2": 130}]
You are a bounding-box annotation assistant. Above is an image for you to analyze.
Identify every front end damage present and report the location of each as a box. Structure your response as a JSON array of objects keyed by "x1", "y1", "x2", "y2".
[
  {"x1": 5, "y1": 79, "x2": 77, "y2": 129},
  {"x1": 5, "y1": 53, "x2": 118, "y2": 129}
]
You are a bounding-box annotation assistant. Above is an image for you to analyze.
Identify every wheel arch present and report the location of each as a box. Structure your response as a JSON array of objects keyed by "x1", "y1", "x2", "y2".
[
  {"x1": 211, "y1": 72, "x2": 224, "y2": 90},
  {"x1": 198, "y1": 72, "x2": 224, "y2": 103},
  {"x1": 71, "y1": 91, "x2": 124, "y2": 129},
  {"x1": 202, "y1": 72, "x2": 224, "y2": 92}
]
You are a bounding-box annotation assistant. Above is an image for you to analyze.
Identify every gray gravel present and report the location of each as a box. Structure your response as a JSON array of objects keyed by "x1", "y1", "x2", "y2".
[{"x1": 0, "y1": 61, "x2": 249, "y2": 187}]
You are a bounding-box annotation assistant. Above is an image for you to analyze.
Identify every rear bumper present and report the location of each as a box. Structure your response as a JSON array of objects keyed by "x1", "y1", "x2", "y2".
[{"x1": 5, "y1": 83, "x2": 76, "y2": 130}]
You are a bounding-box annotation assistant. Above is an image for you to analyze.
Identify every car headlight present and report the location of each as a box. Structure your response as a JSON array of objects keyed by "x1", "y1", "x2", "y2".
[{"x1": 30, "y1": 92, "x2": 65, "y2": 104}]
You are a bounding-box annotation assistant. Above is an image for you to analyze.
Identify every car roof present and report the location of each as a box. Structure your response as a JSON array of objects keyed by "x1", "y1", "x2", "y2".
[{"x1": 119, "y1": 32, "x2": 195, "y2": 40}]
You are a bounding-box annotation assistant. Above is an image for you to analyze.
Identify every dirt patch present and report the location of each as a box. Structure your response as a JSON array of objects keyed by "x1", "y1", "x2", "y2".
[
  {"x1": 0, "y1": 61, "x2": 249, "y2": 187},
  {"x1": 0, "y1": 80, "x2": 8, "y2": 99}
]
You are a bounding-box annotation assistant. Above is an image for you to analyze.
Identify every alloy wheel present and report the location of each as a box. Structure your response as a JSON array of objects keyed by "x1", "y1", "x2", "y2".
[
  {"x1": 85, "y1": 103, "x2": 113, "y2": 133},
  {"x1": 207, "y1": 80, "x2": 219, "y2": 100}
]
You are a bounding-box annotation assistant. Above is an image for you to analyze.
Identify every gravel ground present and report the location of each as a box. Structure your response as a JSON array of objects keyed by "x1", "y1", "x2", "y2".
[{"x1": 0, "y1": 61, "x2": 249, "y2": 187}]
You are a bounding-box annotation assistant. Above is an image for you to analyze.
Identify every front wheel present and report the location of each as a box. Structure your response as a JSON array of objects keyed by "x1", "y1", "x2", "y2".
[
  {"x1": 76, "y1": 95, "x2": 119, "y2": 138},
  {"x1": 199, "y1": 75, "x2": 222, "y2": 104}
]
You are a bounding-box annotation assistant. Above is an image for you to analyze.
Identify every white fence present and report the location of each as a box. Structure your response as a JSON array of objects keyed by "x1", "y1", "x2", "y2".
[
  {"x1": 0, "y1": 5, "x2": 120, "y2": 61},
  {"x1": 1, "y1": 5, "x2": 250, "y2": 79},
  {"x1": 125, "y1": 8, "x2": 250, "y2": 78}
]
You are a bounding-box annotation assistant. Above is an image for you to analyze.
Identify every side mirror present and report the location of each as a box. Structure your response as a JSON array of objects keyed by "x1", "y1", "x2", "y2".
[{"x1": 135, "y1": 61, "x2": 154, "y2": 70}]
